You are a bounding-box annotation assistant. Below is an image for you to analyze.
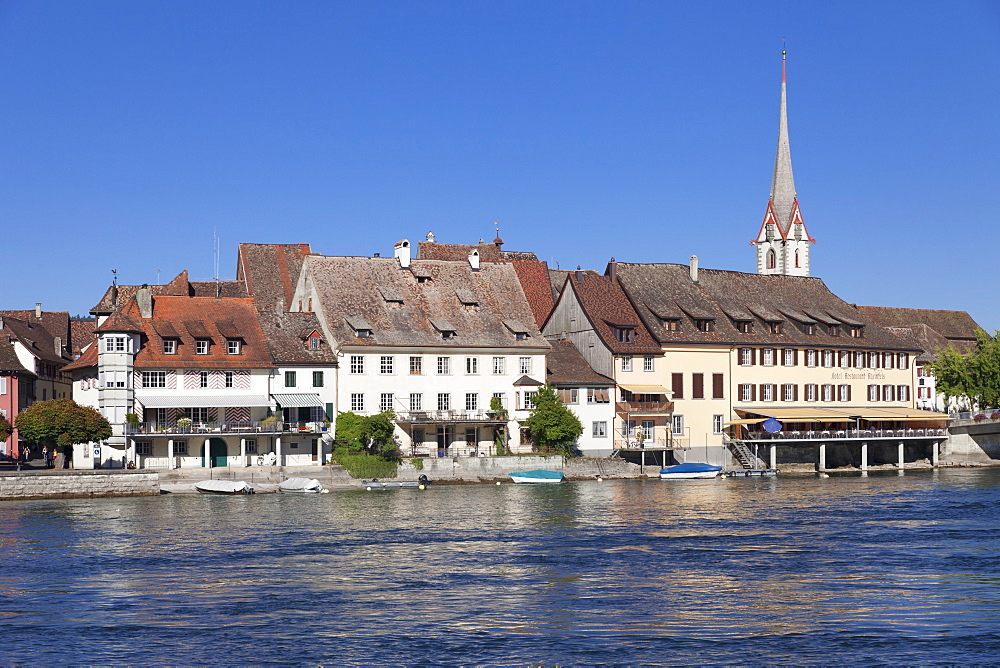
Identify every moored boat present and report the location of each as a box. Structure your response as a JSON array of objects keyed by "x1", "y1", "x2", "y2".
[
  {"x1": 364, "y1": 474, "x2": 430, "y2": 490},
  {"x1": 279, "y1": 477, "x2": 324, "y2": 493},
  {"x1": 194, "y1": 480, "x2": 255, "y2": 494},
  {"x1": 659, "y1": 463, "x2": 723, "y2": 480},
  {"x1": 509, "y1": 469, "x2": 564, "y2": 484}
]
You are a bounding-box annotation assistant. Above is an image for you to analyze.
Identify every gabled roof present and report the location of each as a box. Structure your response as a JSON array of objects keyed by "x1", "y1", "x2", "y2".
[
  {"x1": 0, "y1": 316, "x2": 72, "y2": 365},
  {"x1": 558, "y1": 273, "x2": 661, "y2": 355},
  {"x1": 237, "y1": 243, "x2": 313, "y2": 313},
  {"x1": 90, "y1": 280, "x2": 246, "y2": 313},
  {"x1": 857, "y1": 305, "x2": 984, "y2": 361},
  {"x1": 613, "y1": 262, "x2": 917, "y2": 351},
  {"x1": 256, "y1": 311, "x2": 339, "y2": 366},
  {"x1": 96, "y1": 311, "x2": 143, "y2": 334},
  {"x1": 545, "y1": 339, "x2": 615, "y2": 386},
  {"x1": 0, "y1": 336, "x2": 31, "y2": 374},
  {"x1": 509, "y1": 259, "x2": 555, "y2": 328},
  {"x1": 303, "y1": 256, "x2": 548, "y2": 350},
  {"x1": 61, "y1": 341, "x2": 98, "y2": 372}
]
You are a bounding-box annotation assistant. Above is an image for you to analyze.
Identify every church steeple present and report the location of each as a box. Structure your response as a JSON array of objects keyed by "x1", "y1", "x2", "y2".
[{"x1": 754, "y1": 48, "x2": 814, "y2": 277}]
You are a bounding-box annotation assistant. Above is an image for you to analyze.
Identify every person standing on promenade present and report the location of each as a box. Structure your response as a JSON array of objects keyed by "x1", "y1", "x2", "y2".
[
  {"x1": 41, "y1": 446, "x2": 50, "y2": 468},
  {"x1": 63, "y1": 444, "x2": 73, "y2": 469}
]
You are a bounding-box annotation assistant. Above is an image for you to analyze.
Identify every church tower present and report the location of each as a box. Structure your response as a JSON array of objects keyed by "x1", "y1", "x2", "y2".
[{"x1": 754, "y1": 49, "x2": 814, "y2": 276}]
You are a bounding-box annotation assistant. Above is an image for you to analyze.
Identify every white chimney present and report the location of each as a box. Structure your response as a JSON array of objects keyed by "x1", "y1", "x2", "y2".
[
  {"x1": 394, "y1": 239, "x2": 411, "y2": 269},
  {"x1": 55, "y1": 336, "x2": 62, "y2": 355},
  {"x1": 468, "y1": 250, "x2": 480, "y2": 271},
  {"x1": 690, "y1": 255, "x2": 699, "y2": 283},
  {"x1": 35, "y1": 303, "x2": 42, "y2": 318},
  {"x1": 426, "y1": 231, "x2": 435, "y2": 243},
  {"x1": 137, "y1": 284, "x2": 153, "y2": 318}
]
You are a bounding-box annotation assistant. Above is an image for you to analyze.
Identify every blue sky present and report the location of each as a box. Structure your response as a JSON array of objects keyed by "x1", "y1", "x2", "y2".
[{"x1": 1, "y1": 1, "x2": 998, "y2": 333}]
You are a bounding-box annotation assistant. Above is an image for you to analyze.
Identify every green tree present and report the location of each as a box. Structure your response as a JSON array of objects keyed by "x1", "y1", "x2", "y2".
[
  {"x1": 0, "y1": 413, "x2": 12, "y2": 444},
  {"x1": 14, "y1": 399, "x2": 112, "y2": 451},
  {"x1": 335, "y1": 411, "x2": 398, "y2": 456},
  {"x1": 523, "y1": 385, "x2": 583, "y2": 457},
  {"x1": 928, "y1": 330, "x2": 1000, "y2": 411},
  {"x1": 490, "y1": 395, "x2": 509, "y2": 455}
]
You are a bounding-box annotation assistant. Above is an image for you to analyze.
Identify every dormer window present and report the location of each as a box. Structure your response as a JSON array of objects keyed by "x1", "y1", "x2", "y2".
[
  {"x1": 503, "y1": 319, "x2": 530, "y2": 341},
  {"x1": 309, "y1": 335, "x2": 320, "y2": 351},
  {"x1": 195, "y1": 339, "x2": 210, "y2": 355},
  {"x1": 736, "y1": 320, "x2": 752, "y2": 334},
  {"x1": 346, "y1": 316, "x2": 374, "y2": 339},
  {"x1": 163, "y1": 339, "x2": 177, "y2": 354},
  {"x1": 379, "y1": 286, "x2": 404, "y2": 309},
  {"x1": 430, "y1": 318, "x2": 457, "y2": 340},
  {"x1": 828, "y1": 324, "x2": 840, "y2": 337},
  {"x1": 850, "y1": 325, "x2": 864, "y2": 339},
  {"x1": 226, "y1": 339, "x2": 242, "y2": 355},
  {"x1": 614, "y1": 327, "x2": 635, "y2": 344},
  {"x1": 662, "y1": 319, "x2": 679, "y2": 331},
  {"x1": 768, "y1": 322, "x2": 783, "y2": 335},
  {"x1": 456, "y1": 289, "x2": 479, "y2": 310},
  {"x1": 803, "y1": 323, "x2": 816, "y2": 335},
  {"x1": 695, "y1": 319, "x2": 714, "y2": 333}
]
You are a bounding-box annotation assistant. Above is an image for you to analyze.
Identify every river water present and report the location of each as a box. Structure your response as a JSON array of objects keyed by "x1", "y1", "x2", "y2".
[{"x1": 2, "y1": 468, "x2": 1000, "y2": 665}]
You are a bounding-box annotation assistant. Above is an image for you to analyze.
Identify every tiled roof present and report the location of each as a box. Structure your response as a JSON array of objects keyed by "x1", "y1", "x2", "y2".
[
  {"x1": 69, "y1": 320, "x2": 97, "y2": 356},
  {"x1": 614, "y1": 262, "x2": 918, "y2": 351},
  {"x1": 90, "y1": 280, "x2": 246, "y2": 313},
  {"x1": 237, "y1": 243, "x2": 313, "y2": 313},
  {"x1": 510, "y1": 259, "x2": 554, "y2": 328},
  {"x1": 857, "y1": 305, "x2": 983, "y2": 361},
  {"x1": 0, "y1": 316, "x2": 72, "y2": 365},
  {"x1": 257, "y1": 311, "x2": 339, "y2": 366},
  {"x1": 61, "y1": 341, "x2": 98, "y2": 372},
  {"x1": 0, "y1": 336, "x2": 32, "y2": 374},
  {"x1": 548, "y1": 268, "x2": 598, "y2": 303},
  {"x1": 96, "y1": 311, "x2": 143, "y2": 334},
  {"x1": 545, "y1": 339, "x2": 615, "y2": 386},
  {"x1": 304, "y1": 256, "x2": 549, "y2": 350},
  {"x1": 559, "y1": 273, "x2": 662, "y2": 355},
  {"x1": 0, "y1": 310, "x2": 70, "y2": 348}
]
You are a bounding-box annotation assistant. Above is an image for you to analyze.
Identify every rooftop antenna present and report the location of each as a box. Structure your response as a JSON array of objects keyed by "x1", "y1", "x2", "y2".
[
  {"x1": 155, "y1": 268, "x2": 161, "y2": 284},
  {"x1": 213, "y1": 228, "x2": 220, "y2": 282}
]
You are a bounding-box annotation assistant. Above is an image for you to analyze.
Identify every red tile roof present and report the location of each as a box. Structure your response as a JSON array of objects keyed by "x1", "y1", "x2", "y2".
[
  {"x1": 510, "y1": 259, "x2": 555, "y2": 328},
  {"x1": 559, "y1": 273, "x2": 662, "y2": 355}
]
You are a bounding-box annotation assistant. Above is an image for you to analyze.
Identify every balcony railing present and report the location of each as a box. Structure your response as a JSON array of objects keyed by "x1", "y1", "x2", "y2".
[
  {"x1": 613, "y1": 436, "x2": 690, "y2": 450},
  {"x1": 734, "y1": 428, "x2": 947, "y2": 441},
  {"x1": 125, "y1": 421, "x2": 327, "y2": 436},
  {"x1": 393, "y1": 410, "x2": 508, "y2": 423},
  {"x1": 615, "y1": 401, "x2": 673, "y2": 415}
]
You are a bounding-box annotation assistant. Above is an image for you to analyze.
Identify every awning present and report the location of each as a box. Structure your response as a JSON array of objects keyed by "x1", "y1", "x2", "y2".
[
  {"x1": 736, "y1": 406, "x2": 951, "y2": 422},
  {"x1": 619, "y1": 384, "x2": 671, "y2": 394},
  {"x1": 725, "y1": 418, "x2": 766, "y2": 425},
  {"x1": 137, "y1": 394, "x2": 271, "y2": 408},
  {"x1": 271, "y1": 393, "x2": 325, "y2": 408}
]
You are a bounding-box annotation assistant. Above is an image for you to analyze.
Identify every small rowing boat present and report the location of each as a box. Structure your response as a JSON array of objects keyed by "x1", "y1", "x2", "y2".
[{"x1": 279, "y1": 477, "x2": 324, "y2": 493}]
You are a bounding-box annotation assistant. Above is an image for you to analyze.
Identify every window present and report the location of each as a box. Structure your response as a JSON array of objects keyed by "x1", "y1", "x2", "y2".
[
  {"x1": 783, "y1": 383, "x2": 796, "y2": 401},
  {"x1": 380, "y1": 356, "x2": 394, "y2": 374},
  {"x1": 493, "y1": 392, "x2": 507, "y2": 409},
  {"x1": 838, "y1": 384, "x2": 851, "y2": 402},
  {"x1": 227, "y1": 339, "x2": 241, "y2": 355},
  {"x1": 285, "y1": 371, "x2": 297, "y2": 387},
  {"x1": 839, "y1": 351, "x2": 850, "y2": 369},
  {"x1": 671, "y1": 373, "x2": 684, "y2": 399},
  {"x1": 822, "y1": 350, "x2": 835, "y2": 368},
  {"x1": 783, "y1": 348, "x2": 796, "y2": 366},
  {"x1": 737, "y1": 320, "x2": 753, "y2": 334},
  {"x1": 740, "y1": 348, "x2": 754, "y2": 366},
  {"x1": 615, "y1": 327, "x2": 635, "y2": 343},
  {"x1": 522, "y1": 391, "x2": 538, "y2": 410},
  {"x1": 519, "y1": 357, "x2": 531, "y2": 375},
  {"x1": 713, "y1": 415, "x2": 724, "y2": 435},
  {"x1": 587, "y1": 388, "x2": 610, "y2": 404},
  {"x1": 917, "y1": 365, "x2": 929, "y2": 377},
  {"x1": 409, "y1": 393, "x2": 423, "y2": 411},
  {"x1": 173, "y1": 440, "x2": 188, "y2": 455},
  {"x1": 695, "y1": 319, "x2": 714, "y2": 333},
  {"x1": 761, "y1": 384, "x2": 775, "y2": 402},
  {"x1": 868, "y1": 385, "x2": 880, "y2": 401},
  {"x1": 822, "y1": 384, "x2": 834, "y2": 402},
  {"x1": 806, "y1": 349, "x2": 817, "y2": 367},
  {"x1": 380, "y1": 393, "x2": 394, "y2": 412},
  {"x1": 739, "y1": 384, "x2": 754, "y2": 402},
  {"x1": 805, "y1": 383, "x2": 818, "y2": 402},
  {"x1": 493, "y1": 357, "x2": 505, "y2": 375},
  {"x1": 713, "y1": 373, "x2": 724, "y2": 399},
  {"x1": 761, "y1": 349, "x2": 775, "y2": 367},
  {"x1": 196, "y1": 339, "x2": 209, "y2": 355},
  {"x1": 465, "y1": 393, "x2": 478, "y2": 411},
  {"x1": 141, "y1": 371, "x2": 166, "y2": 388},
  {"x1": 898, "y1": 353, "x2": 909, "y2": 370},
  {"x1": 663, "y1": 319, "x2": 679, "y2": 331},
  {"x1": 155, "y1": 408, "x2": 167, "y2": 424},
  {"x1": 199, "y1": 371, "x2": 209, "y2": 388},
  {"x1": 312, "y1": 371, "x2": 323, "y2": 387},
  {"x1": 643, "y1": 356, "x2": 654, "y2": 372},
  {"x1": 828, "y1": 324, "x2": 840, "y2": 337},
  {"x1": 557, "y1": 388, "x2": 579, "y2": 404},
  {"x1": 671, "y1": 415, "x2": 684, "y2": 434},
  {"x1": 692, "y1": 373, "x2": 704, "y2": 399},
  {"x1": 803, "y1": 323, "x2": 816, "y2": 335},
  {"x1": 622, "y1": 419, "x2": 636, "y2": 437},
  {"x1": 105, "y1": 336, "x2": 126, "y2": 352},
  {"x1": 351, "y1": 393, "x2": 365, "y2": 412},
  {"x1": 592, "y1": 421, "x2": 607, "y2": 438},
  {"x1": 309, "y1": 335, "x2": 320, "y2": 351},
  {"x1": 854, "y1": 351, "x2": 865, "y2": 369},
  {"x1": 851, "y1": 326, "x2": 864, "y2": 339},
  {"x1": 245, "y1": 439, "x2": 257, "y2": 454},
  {"x1": 437, "y1": 393, "x2": 451, "y2": 410},
  {"x1": 621, "y1": 356, "x2": 633, "y2": 372},
  {"x1": 187, "y1": 407, "x2": 208, "y2": 423},
  {"x1": 897, "y1": 385, "x2": 910, "y2": 401},
  {"x1": 768, "y1": 321, "x2": 783, "y2": 335},
  {"x1": 883, "y1": 385, "x2": 895, "y2": 402},
  {"x1": 350, "y1": 355, "x2": 364, "y2": 374},
  {"x1": 883, "y1": 352, "x2": 895, "y2": 370},
  {"x1": 466, "y1": 357, "x2": 478, "y2": 375},
  {"x1": 641, "y1": 420, "x2": 654, "y2": 440},
  {"x1": 437, "y1": 357, "x2": 451, "y2": 375},
  {"x1": 409, "y1": 356, "x2": 422, "y2": 375},
  {"x1": 225, "y1": 371, "x2": 234, "y2": 388},
  {"x1": 163, "y1": 339, "x2": 177, "y2": 354}
]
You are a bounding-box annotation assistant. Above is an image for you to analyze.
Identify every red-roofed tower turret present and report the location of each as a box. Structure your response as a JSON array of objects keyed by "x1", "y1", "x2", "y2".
[{"x1": 754, "y1": 49, "x2": 814, "y2": 277}]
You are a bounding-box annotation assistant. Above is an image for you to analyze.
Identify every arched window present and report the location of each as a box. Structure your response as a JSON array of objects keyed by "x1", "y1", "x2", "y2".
[
  {"x1": 767, "y1": 249, "x2": 776, "y2": 269},
  {"x1": 795, "y1": 250, "x2": 800, "y2": 268}
]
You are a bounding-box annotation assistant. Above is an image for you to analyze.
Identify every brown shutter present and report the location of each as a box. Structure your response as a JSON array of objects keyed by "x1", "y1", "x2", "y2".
[
  {"x1": 672, "y1": 373, "x2": 684, "y2": 399},
  {"x1": 712, "y1": 373, "x2": 724, "y2": 399},
  {"x1": 793, "y1": 349, "x2": 799, "y2": 366},
  {"x1": 751, "y1": 384, "x2": 757, "y2": 401},
  {"x1": 751, "y1": 348, "x2": 757, "y2": 365},
  {"x1": 692, "y1": 373, "x2": 704, "y2": 399},
  {"x1": 793, "y1": 384, "x2": 799, "y2": 401},
  {"x1": 847, "y1": 385, "x2": 852, "y2": 401}
]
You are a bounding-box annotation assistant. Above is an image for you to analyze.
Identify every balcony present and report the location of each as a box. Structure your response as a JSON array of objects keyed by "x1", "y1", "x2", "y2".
[
  {"x1": 616, "y1": 401, "x2": 673, "y2": 415},
  {"x1": 735, "y1": 428, "x2": 947, "y2": 442},
  {"x1": 612, "y1": 436, "x2": 690, "y2": 450},
  {"x1": 393, "y1": 410, "x2": 508, "y2": 424},
  {"x1": 124, "y1": 421, "x2": 325, "y2": 436}
]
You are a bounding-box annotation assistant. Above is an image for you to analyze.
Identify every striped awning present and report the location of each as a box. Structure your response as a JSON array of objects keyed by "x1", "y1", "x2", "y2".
[
  {"x1": 137, "y1": 394, "x2": 271, "y2": 408},
  {"x1": 271, "y1": 393, "x2": 325, "y2": 408},
  {"x1": 619, "y1": 384, "x2": 671, "y2": 394}
]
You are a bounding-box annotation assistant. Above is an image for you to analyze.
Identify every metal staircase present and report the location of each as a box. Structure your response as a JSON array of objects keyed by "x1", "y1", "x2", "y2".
[{"x1": 727, "y1": 439, "x2": 758, "y2": 469}]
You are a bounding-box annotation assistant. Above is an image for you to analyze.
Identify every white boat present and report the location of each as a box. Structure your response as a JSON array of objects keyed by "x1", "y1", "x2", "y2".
[
  {"x1": 194, "y1": 480, "x2": 254, "y2": 494},
  {"x1": 364, "y1": 475, "x2": 430, "y2": 489},
  {"x1": 279, "y1": 477, "x2": 324, "y2": 493},
  {"x1": 659, "y1": 463, "x2": 723, "y2": 480},
  {"x1": 509, "y1": 469, "x2": 565, "y2": 484}
]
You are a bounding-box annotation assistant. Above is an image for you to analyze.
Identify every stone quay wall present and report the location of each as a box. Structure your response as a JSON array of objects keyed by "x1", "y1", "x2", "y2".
[
  {"x1": 0, "y1": 470, "x2": 160, "y2": 500},
  {"x1": 397, "y1": 455, "x2": 645, "y2": 483}
]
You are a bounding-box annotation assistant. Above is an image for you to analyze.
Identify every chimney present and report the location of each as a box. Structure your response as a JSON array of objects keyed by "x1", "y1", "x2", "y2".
[
  {"x1": 468, "y1": 250, "x2": 480, "y2": 271},
  {"x1": 426, "y1": 231, "x2": 435, "y2": 243},
  {"x1": 35, "y1": 303, "x2": 42, "y2": 318},
  {"x1": 608, "y1": 258, "x2": 617, "y2": 284},
  {"x1": 575, "y1": 265, "x2": 583, "y2": 281},
  {"x1": 373, "y1": 252, "x2": 380, "y2": 258},
  {"x1": 0, "y1": 316, "x2": 4, "y2": 330},
  {"x1": 690, "y1": 255, "x2": 699, "y2": 283},
  {"x1": 275, "y1": 297, "x2": 284, "y2": 316},
  {"x1": 137, "y1": 284, "x2": 153, "y2": 318},
  {"x1": 394, "y1": 240, "x2": 411, "y2": 268},
  {"x1": 55, "y1": 336, "x2": 62, "y2": 356}
]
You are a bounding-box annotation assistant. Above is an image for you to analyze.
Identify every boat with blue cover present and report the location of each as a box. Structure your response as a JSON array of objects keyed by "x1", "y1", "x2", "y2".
[
  {"x1": 659, "y1": 462, "x2": 723, "y2": 479},
  {"x1": 509, "y1": 469, "x2": 564, "y2": 484}
]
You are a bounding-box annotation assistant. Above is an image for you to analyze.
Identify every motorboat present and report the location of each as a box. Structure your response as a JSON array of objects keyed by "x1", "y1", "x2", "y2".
[
  {"x1": 364, "y1": 474, "x2": 430, "y2": 490},
  {"x1": 659, "y1": 463, "x2": 723, "y2": 479},
  {"x1": 194, "y1": 480, "x2": 255, "y2": 494},
  {"x1": 279, "y1": 477, "x2": 324, "y2": 493},
  {"x1": 509, "y1": 469, "x2": 564, "y2": 484}
]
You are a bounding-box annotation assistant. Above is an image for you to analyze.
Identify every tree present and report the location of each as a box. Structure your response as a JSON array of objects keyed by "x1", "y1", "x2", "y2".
[
  {"x1": 0, "y1": 413, "x2": 12, "y2": 444},
  {"x1": 490, "y1": 395, "x2": 509, "y2": 455},
  {"x1": 928, "y1": 330, "x2": 1000, "y2": 411},
  {"x1": 14, "y1": 399, "x2": 112, "y2": 450},
  {"x1": 335, "y1": 411, "x2": 398, "y2": 456},
  {"x1": 523, "y1": 385, "x2": 583, "y2": 457}
]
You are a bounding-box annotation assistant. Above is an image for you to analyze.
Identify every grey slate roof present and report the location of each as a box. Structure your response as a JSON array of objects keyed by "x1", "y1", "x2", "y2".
[
  {"x1": 614, "y1": 262, "x2": 918, "y2": 351},
  {"x1": 304, "y1": 256, "x2": 549, "y2": 350},
  {"x1": 545, "y1": 339, "x2": 615, "y2": 386},
  {"x1": 857, "y1": 305, "x2": 984, "y2": 362}
]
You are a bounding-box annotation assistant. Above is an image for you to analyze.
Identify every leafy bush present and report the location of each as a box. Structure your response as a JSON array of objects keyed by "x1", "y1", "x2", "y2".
[{"x1": 332, "y1": 451, "x2": 399, "y2": 479}]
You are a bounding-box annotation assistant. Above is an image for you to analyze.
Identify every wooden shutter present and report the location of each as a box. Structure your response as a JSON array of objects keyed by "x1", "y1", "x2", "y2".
[
  {"x1": 751, "y1": 348, "x2": 757, "y2": 365},
  {"x1": 692, "y1": 373, "x2": 704, "y2": 399},
  {"x1": 751, "y1": 384, "x2": 757, "y2": 401},
  {"x1": 672, "y1": 373, "x2": 684, "y2": 399},
  {"x1": 793, "y1": 349, "x2": 799, "y2": 366},
  {"x1": 793, "y1": 384, "x2": 799, "y2": 401},
  {"x1": 712, "y1": 373, "x2": 724, "y2": 399}
]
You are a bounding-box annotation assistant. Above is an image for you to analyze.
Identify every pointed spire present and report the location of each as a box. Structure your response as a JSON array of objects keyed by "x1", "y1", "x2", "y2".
[{"x1": 770, "y1": 47, "x2": 797, "y2": 235}]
